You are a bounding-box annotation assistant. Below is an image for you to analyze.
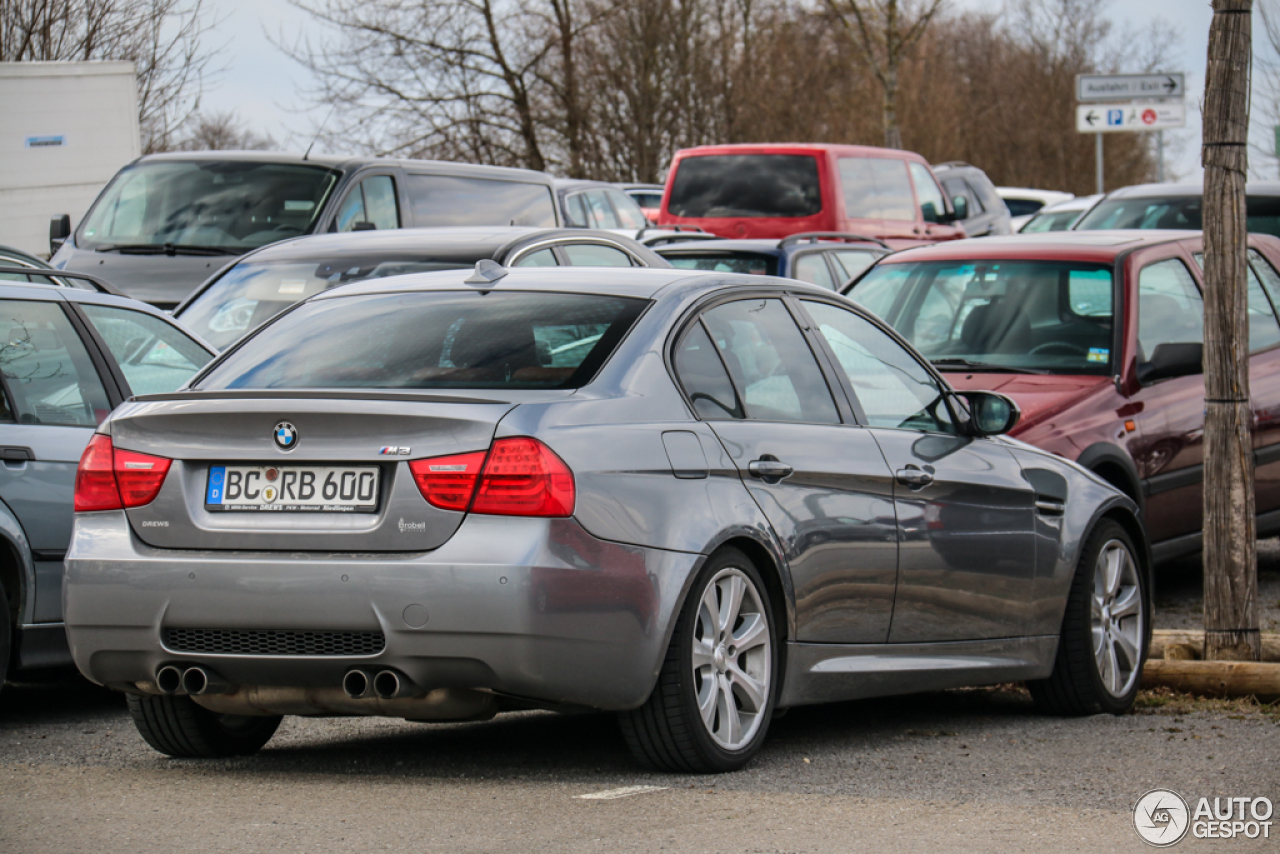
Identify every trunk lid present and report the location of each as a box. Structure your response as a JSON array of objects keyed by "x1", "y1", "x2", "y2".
[{"x1": 109, "y1": 391, "x2": 518, "y2": 551}]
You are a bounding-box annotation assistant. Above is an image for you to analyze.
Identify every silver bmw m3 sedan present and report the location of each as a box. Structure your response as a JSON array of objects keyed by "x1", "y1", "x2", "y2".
[{"x1": 63, "y1": 265, "x2": 1150, "y2": 773}]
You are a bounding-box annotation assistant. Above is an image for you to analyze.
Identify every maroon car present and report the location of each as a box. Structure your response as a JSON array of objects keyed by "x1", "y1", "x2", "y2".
[{"x1": 846, "y1": 231, "x2": 1280, "y2": 563}]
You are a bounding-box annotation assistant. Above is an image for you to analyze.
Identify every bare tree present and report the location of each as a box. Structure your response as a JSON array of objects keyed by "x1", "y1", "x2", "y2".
[
  {"x1": 0, "y1": 0, "x2": 221, "y2": 153},
  {"x1": 177, "y1": 110, "x2": 275, "y2": 150},
  {"x1": 822, "y1": 0, "x2": 947, "y2": 149}
]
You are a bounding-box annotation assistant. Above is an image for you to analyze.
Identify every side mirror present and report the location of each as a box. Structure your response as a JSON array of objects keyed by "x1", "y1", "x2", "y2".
[
  {"x1": 955, "y1": 390, "x2": 1021, "y2": 437},
  {"x1": 1137, "y1": 342, "x2": 1203, "y2": 384},
  {"x1": 951, "y1": 194, "x2": 968, "y2": 221},
  {"x1": 921, "y1": 201, "x2": 940, "y2": 224},
  {"x1": 352, "y1": 221, "x2": 377, "y2": 231},
  {"x1": 49, "y1": 214, "x2": 71, "y2": 254}
]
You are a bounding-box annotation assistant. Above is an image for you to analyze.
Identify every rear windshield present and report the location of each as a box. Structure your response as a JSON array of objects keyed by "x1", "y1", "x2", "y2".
[
  {"x1": 77, "y1": 160, "x2": 339, "y2": 251},
  {"x1": 663, "y1": 252, "x2": 778, "y2": 276},
  {"x1": 177, "y1": 256, "x2": 473, "y2": 350},
  {"x1": 1074, "y1": 195, "x2": 1280, "y2": 237},
  {"x1": 667, "y1": 155, "x2": 821, "y2": 219},
  {"x1": 404, "y1": 175, "x2": 557, "y2": 227},
  {"x1": 851, "y1": 260, "x2": 1116, "y2": 375},
  {"x1": 1002, "y1": 198, "x2": 1045, "y2": 218},
  {"x1": 198, "y1": 291, "x2": 647, "y2": 390}
]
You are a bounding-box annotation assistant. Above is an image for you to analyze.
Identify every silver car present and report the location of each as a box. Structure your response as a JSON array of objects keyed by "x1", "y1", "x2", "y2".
[{"x1": 64, "y1": 266, "x2": 1149, "y2": 773}]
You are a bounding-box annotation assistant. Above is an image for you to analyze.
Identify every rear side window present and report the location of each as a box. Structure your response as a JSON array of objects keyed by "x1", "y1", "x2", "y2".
[
  {"x1": 792, "y1": 254, "x2": 836, "y2": 290},
  {"x1": 0, "y1": 299, "x2": 110, "y2": 426},
  {"x1": 674, "y1": 323, "x2": 743, "y2": 420},
  {"x1": 198, "y1": 292, "x2": 647, "y2": 391},
  {"x1": 667, "y1": 155, "x2": 821, "y2": 219},
  {"x1": 79, "y1": 304, "x2": 213, "y2": 395},
  {"x1": 404, "y1": 175, "x2": 557, "y2": 227},
  {"x1": 663, "y1": 253, "x2": 777, "y2": 276},
  {"x1": 838, "y1": 158, "x2": 915, "y2": 221}
]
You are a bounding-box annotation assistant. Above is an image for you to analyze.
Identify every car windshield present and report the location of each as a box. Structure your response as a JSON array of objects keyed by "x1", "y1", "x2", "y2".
[
  {"x1": 176, "y1": 256, "x2": 473, "y2": 350},
  {"x1": 77, "y1": 160, "x2": 340, "y2": 252},
  {"x1": 198, "y1": 291, "x2": 648, "y2": 390},
  {"x1": 1072, "y1": 194, "x2": 1280, "y2": 238},
  {"x1": 663, "y1": 252, "x2": 778, "y2": 276},
  {"x1": 667, "y1": 155, "x2": 822, "y2": 218},
  {"x1": 1020, "y1": 209, "x2": 1084, "y2": 232},
  {"x1": 851, "y1": 260, "x2": 1115, "y2": 375}
]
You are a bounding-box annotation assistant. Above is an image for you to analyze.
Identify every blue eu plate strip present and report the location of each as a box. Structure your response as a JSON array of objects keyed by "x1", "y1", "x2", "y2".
[{"x1": 207, "y1": 466, "x2": 226, "y2": 504}]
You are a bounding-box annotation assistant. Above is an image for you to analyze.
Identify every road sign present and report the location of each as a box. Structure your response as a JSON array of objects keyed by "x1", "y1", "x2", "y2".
[
  {"x1": 1077, "y1": 73, "x2": 1185, "y2": 101},
  {"x1": 1076, "y1": 102, "x2": 1186, "y2": 133}
]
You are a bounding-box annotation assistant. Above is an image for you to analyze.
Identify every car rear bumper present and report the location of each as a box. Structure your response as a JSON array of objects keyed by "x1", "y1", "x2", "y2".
[{"x1": 64, "y1": 511, "x2": 700, "y2": 711}]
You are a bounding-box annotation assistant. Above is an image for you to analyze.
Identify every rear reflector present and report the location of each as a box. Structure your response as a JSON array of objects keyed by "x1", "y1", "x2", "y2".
[
  {"x1": 74, "y1": 435, "x2": 172, "y2": 511},
  {"x1": 472, "y1": 437, "x2": 575, "y2": 517},
  {"x1": 408, "y1": 437, "x2": 575, "y2": 517},
  {"x1": 409, "y1": 451, "x2": 487, "y2": 511}
]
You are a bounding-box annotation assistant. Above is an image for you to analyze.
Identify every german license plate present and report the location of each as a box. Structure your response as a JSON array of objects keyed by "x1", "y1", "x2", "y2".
[{"x1": 205, "y1": 465, "x2": 379, "y2": 512}]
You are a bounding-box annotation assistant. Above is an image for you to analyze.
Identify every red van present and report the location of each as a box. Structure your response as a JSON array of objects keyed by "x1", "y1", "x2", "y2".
[{"x1": 657, "y1": 143, "x2": 966, "y2": 247}]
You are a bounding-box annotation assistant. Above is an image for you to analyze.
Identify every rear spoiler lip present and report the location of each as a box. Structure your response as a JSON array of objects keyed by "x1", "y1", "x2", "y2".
[{"x1": 130, "y1": 389, "x2": 512, "y2": 405}]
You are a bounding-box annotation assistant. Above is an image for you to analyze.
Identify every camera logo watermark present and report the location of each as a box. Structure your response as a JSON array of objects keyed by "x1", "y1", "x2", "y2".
[
  {"x1": 1134, "y1": 790, "x2": 1274, "y2": 845},
  {"x1": 1135, "y1": 789, "x2": 1191, "y2": 846}
]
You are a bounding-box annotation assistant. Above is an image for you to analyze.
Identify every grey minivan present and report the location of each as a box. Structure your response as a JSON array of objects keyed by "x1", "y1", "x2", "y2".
[
  {"x1": 50, "y1": 153, "x2": 561, "y2": 307},
  {"x1": 65, "y1": 265, "x2": 1149, "y2": 772}
]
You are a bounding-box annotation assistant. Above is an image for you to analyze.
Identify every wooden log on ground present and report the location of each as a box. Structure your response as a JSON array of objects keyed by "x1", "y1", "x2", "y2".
[
  {"x1": 1150, "y1": 629, "x2": 1280, "y2": 661},
  {"x1": 1142, "y1": 659, "x2": 1280, "y2": 700}
]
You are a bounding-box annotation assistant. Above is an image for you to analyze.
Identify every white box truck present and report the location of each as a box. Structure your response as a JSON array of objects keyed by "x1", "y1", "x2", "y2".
[{"x1": 0, "y1": 61, "x2": 140, "y2": 258}]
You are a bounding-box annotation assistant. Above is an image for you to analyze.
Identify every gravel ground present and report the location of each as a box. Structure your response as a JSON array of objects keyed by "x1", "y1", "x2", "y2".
[{"x1": 1155, "y1": 538, "x2": 1280, "y2": 632}]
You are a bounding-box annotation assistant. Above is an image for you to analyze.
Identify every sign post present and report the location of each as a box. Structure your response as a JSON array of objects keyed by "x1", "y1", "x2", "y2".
[{"x1": 1076, "y1": 73, "x2": 1186, "y2": 192}]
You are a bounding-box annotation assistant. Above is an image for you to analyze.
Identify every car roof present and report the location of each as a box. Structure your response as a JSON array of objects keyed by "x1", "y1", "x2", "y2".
[
  {"x1": 1104, "y1": 181, "x2": 1280, "y2": 199},
  {"x1": 316, "y1": 264, "x2": 838, "y2": 302},
  {"x1": 878, "y1": 230, "x2": 1194, "y2": 264},
  {"x1": 655, "y1": 237, "x2": 888, "y2": 257},
  {"x1": 996, "y1": 187, "x2": 1075, "y2": 202},
  {"x1": 554, "y1": 178, "x2": 622, "y2": 193},
  {"x1": 221, "y1": 227, "x2": 628, "y2": 264},
  {"x1": 0, "y1": 244, "x2": 52, "y2": 267},
  {"x1": 672, "y1": 142, "x2": 930, "y2": 163},
  {"x1": 134, "y1": 151, "x2": 553, "y2": 183}
]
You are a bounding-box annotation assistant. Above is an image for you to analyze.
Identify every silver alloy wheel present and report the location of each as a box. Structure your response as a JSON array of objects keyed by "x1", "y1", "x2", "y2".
[
  {"x1": 1091, "y1": 539, "x2": 1144, "y2": 697},
  {"x1": 691, "y1": 566, "x2": 772, "y2": 750}
]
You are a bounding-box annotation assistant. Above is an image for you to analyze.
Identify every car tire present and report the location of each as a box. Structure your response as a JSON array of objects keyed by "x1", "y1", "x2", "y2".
[
  {"x1": 127, "y1": 693, "x2": 282, "y2": 758},
  {"x1": 1028, "y1": 519, "x2": 1147, "y2": 716},
  {"x1": 0, "y1": 584, "x2": 11, "y2": 692},
  {"x1": 618, "y1": 547, "x2": 778, "y2": 773}
]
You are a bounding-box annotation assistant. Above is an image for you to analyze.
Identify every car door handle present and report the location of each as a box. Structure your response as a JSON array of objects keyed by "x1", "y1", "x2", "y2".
[
  {"x1": 1, "y1": 446, "x2": 34, "y2": 462},
  {"x1": 895, "y1": 467, "x2": 934, "y2": 487},
  {"x1": 748, "y1": 458, "x2": 794, "y2": 482}
]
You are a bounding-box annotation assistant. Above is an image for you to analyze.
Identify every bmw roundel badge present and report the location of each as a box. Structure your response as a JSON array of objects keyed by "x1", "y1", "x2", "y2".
[{"x1": 273, "y1": 421, "x2": 298, "y2": 452}]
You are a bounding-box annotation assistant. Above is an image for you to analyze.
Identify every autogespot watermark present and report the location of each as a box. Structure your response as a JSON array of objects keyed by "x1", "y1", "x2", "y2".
[{"x1": 1134, "y1": 789, "x2": 1274, "y2": 846}]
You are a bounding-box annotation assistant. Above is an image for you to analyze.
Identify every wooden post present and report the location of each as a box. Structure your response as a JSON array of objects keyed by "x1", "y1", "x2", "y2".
[{"x1": 1202, "y1": 0, "x2": 1260, "y2": 662}]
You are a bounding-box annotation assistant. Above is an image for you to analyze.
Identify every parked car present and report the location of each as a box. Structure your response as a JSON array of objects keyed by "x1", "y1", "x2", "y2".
[
  {"x1": 617, "y1": 182, "x2": 665, "y2": 222},
  {"x1": 0, "y1": 277, "x2": 216, "y2": 689},
  {"x1": 0, "y1": 245, "x2": 122, "y2": 293},
  {"x1": 655, "y1": 233, "x2": 890, "y2": 290},
  {"x1": 931, "y1": 162, "x2": 1012, "y2": 237},
  {"x1": 65, "y1": 264, "x2": 1146, "y2": 771},
  {"x1": 657, "y1": 143, "x2": 966, "y2": 246},
  {"x1": 845, "y1": 230, "x2": 1280, "y2": 563},
  {"x1": 555, "y1": 179, "x2": 650, "y2": 231},
  {"x1": 1073, "y1": 182, "x2": 1280, "y2": 238},
  {"x1": 50, "y1": 152, "x2": 561, "y2": 307},
  {"x1": 174, "y1": 227, "x2": 668, "y2": 350},
  {"x1": 1019, "y1": 195, "x2": 1103, "y2": 233},
  {"x1": 997, "y1": 188, "x2": 1075, "y2": 231}
]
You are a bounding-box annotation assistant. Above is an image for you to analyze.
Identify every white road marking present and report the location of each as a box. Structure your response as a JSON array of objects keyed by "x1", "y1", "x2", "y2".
[{"x1": 575, "y1": 785, "x2": 669, "y2": 800}]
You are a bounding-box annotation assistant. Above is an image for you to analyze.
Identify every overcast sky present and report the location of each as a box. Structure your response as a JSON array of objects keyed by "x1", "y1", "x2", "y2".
[{"x1": 200, "y1": 0, "x2": 1270, "y2": 185}]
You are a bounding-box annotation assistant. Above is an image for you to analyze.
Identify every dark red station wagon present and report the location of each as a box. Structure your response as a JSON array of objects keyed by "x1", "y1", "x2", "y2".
[{"x1": 846, "y1": 231, "x2": 1280, "y2": 562}]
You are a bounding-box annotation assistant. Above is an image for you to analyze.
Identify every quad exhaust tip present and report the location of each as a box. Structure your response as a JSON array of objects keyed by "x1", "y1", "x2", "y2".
[
  {"x1": 342, "y1": 668, "x2": 375, "y2": 699},
  {"x1": 373, "y1": 669, "x2": 417, "y2": 700},
  {"x1": 155, "y1": 665, "x2": 183, "y2": 695},
  {"x1": 181, "y1": 666, "x2": 230, "y2": 696}
]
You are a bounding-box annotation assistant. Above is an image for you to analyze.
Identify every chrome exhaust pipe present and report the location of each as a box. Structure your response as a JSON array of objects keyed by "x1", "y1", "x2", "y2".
[
  {"x1": 155, "y1": 665, "x2": 184, "y2": 695},
  {"x1": 373, "y1": 669, "x2": 421, "y2": 700},
  {"x1": 181, "y1": 666, "x2": 230, "y2": 696},
  {"x1": 342, "y1": 668, "x2": 376, "y2": 699}
]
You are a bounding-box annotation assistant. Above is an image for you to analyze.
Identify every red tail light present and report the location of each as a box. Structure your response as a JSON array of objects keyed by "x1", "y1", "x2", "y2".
[
  {"x1": 473, "y1": 437, "x2": 575, "y2": 517},
  {"x1": 409, "y1": 451, "x2": 487, "y2": 511},
  {"x1": 408, "y1": 437, "x2": 575, "y2": 517},
  {"x1": 74, "y1": 435, "x2": 172, "y2": 512}
]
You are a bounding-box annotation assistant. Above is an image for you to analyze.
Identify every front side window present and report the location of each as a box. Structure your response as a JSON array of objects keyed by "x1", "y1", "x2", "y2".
[
  {"x1": 1191, "y1": 251, "x2": 1280, "y2": 354},
  {"x1": 699, "y1": 299, "x2": 838, "y2": 424},
  {"x1": 76, "y1": 160, "x2": 339, "y2": 251},
  {"x1": 908, "y1": 162, "x2": 947, "y2": 223},
  {"x1": 606, "y1": 189, "x2": 648, "y2": 229},
  {"x1": 667, "y1": 154, "x2": 822, "y2": 219},
  {"x1": 198, "y1": 292, "x2": 647, "y2": 391},
  {"x1": 838, "y1": 157, "x2": 916, "y2": 222},
  {"x1": 584, "y1": 191, "x2": 622, "y2": 229},
  {"x1": 337, "y1": 175, "x2": 400, "y2": 232},
  {"x1": 79, "y1": 304, "x2": 213, "y2": 395},
  {"x1": 0, "y1": 299, "x2": 110, "y2": 426},
  {"x1": 405, "y1": 175, "x2": 557, "y2": 227},
  {"x1": 1137, "y1": 259, "x2": 1203, "y2": 361},
  {"x1": 803, "y1": 300, "x2": 956, "y2": 433},
  {"x1": 850, "y1": 260, "x2": 1116, "y2": 375}
]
